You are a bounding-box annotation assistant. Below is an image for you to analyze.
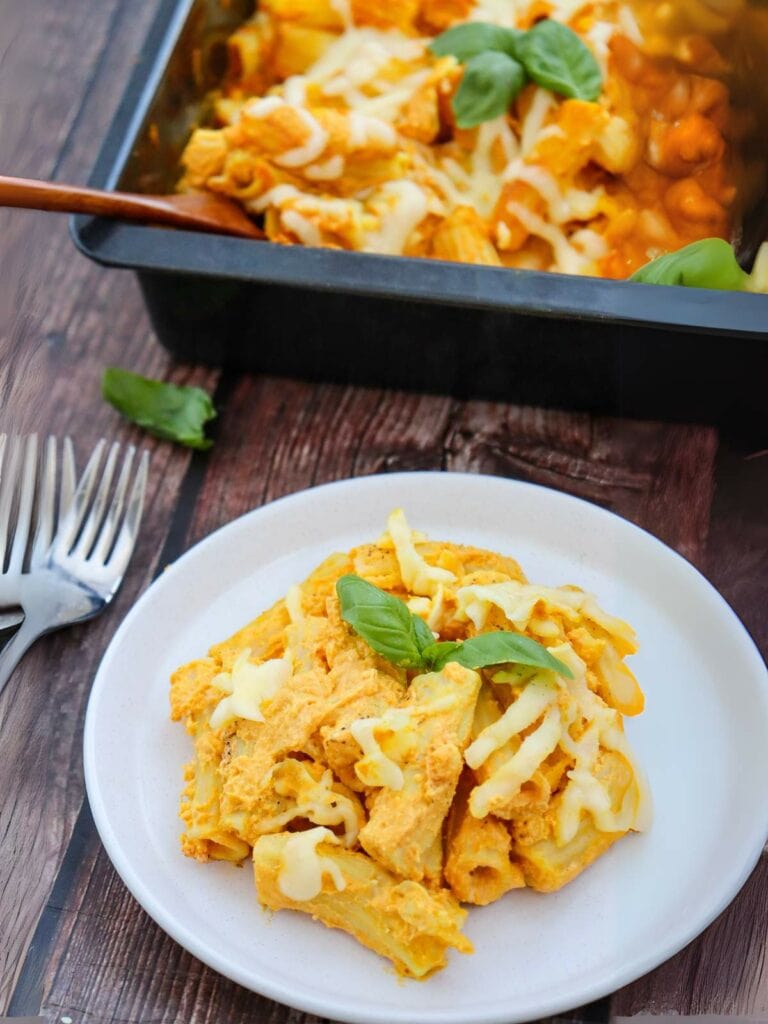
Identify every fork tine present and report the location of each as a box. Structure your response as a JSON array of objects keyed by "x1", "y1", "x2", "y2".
[
  {"x1": 105, "y1": 451, "x2": 149, "y2": 578},
  {"x1": 71, "y1": 442, "x2": 120, "y2": 559},
  {"x1": 0, "y1": 437, "x2": 22, "y2": 570},
  {"x1": 60, "y1": 437, "x2": 76, "y2": 517},
  {"x1": 8, "y1": 435, "x2": 38, "y2": 574},
  {"x1": 52, "y1": 439, "x2": 106, "y2": 557},
  {"x1": 91, "y1": 446, "x2": 135, "y2": 564},
  {"x1": 30, "y1": 436, "x2": 57, "y2": 565}
]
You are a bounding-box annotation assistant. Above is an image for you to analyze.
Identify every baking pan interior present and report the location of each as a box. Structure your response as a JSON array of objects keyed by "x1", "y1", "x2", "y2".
[{"x1": 117, "y1": 0, "x2": 768, "y2": 265}]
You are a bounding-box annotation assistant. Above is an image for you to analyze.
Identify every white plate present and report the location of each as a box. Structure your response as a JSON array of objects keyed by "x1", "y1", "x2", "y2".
[{"x1": 84, "y1": 472, "x2": 768, "y2": 1024}]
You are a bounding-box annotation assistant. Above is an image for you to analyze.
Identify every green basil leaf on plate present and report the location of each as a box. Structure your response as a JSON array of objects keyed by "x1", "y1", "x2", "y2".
[
  {"x1": 336, "y1": 574, "x2": 433, "y2": 669},
  {"x1": 336, "y1": 576, "x2": 573, "y2": 679},
  {"x1": 630, "y1": 237, "x2": 749, "y2": 290},
  {"x1": 102, "y1": 368, "x2": 216, "y2": 450},
  {"x1": 518, "y1": 19, "x2": 602, "y2": 101},
  {"x1": 444, "y1": 631, "x2": 574, "y2": 676},
  {"x1": 429, "y1": 21, "x2": 523, "y2": 61},
  {"x1": 453, "y1": 50, "x2": 526, "y2": 129},
  {"x1": 420, "y1": 640, "x2": 462, "y2": 670}
]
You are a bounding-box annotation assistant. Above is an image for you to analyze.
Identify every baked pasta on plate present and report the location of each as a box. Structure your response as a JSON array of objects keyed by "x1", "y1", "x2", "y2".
[
  {"x1": 84, "y1": 473, "x2": 768, "y2": 1024},
  {"x1": 171, "y1": 507, "x2": 651, "y2": 977}
]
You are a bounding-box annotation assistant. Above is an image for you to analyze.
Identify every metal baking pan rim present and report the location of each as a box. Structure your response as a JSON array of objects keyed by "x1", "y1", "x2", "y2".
[{"x1": 70, "y1": 0, "x2": 768, "y2": 341}]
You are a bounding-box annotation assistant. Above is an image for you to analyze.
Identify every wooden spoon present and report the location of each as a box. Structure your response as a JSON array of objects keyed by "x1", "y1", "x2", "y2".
[{"x1": 0, "y1": 175, "x2": 263, "y2": 239}]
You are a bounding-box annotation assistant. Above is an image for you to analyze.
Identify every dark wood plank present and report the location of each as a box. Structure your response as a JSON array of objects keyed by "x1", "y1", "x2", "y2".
[
  {"x1": 28, "y1": 378, "x2": 729, "y2": 1024},
  {"x1": 612, "y1": 434, "x2": 768, "y2": 1018},
  {"x1": 0, "y1": 0, "x2": 221, "y2": 1006}
]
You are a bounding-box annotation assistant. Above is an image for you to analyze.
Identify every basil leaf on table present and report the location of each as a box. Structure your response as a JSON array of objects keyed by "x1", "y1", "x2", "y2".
[
  {"x1": 337, "y1": 574, "x2": 573, "y2": 679},
  {"x1": 453, "y1": 51, "x2": 527, "y2": 129},
  {"x1": 429, "y1": 21, "x2": 523, "y2": 62},
  {"x1": 518, "y1": 19, "x2": 602, "y2": 101},
  {"x1": 336, "y1": 574, "x2": 433, "y2": 669},
  {"x1": 424, "y1": 632, "x2": 573, "y2": 676},
  {"x1": 102, "y1": 368, "x2": 216, "y2": 450},
  {"x1": 630, "y1": 238, "x2": 749, "y2": 290}
]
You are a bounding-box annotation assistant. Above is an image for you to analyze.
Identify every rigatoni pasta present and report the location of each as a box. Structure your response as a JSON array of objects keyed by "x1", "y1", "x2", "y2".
[{"x1": 171, "y1": 509, "x2": 651, "y2": 977}]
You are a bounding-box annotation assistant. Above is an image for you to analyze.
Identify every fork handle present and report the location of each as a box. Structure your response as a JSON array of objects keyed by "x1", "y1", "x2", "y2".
[{"x1": 0, "y1": 615, "x2": 47, "y2": 700}]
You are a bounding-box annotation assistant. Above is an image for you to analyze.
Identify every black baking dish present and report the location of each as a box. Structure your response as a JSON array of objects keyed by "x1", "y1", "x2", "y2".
[{"x1": 72, "y1": 0, "x2": 768, "y2": 433}]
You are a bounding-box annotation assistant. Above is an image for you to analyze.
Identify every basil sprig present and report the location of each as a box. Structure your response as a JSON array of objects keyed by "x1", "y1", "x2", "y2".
[
  {"x1": 453, "y1": 52, "x2": 527, "y2": 129},
  {"x1": 336, "y1": 574, "x2": 573, "y2": 678},
  {"x1": 102, "y1": 368, "x2": 216, "y2": 450},
  {"x1": 630, "y1": 238, "x2": 749, "y2": 291},
  {"x1": 428, "y1": 18, "x2": 602, "y2": 128},
  {"x1": 423, "y1": 631, "x2": 572, "y2": 675}
]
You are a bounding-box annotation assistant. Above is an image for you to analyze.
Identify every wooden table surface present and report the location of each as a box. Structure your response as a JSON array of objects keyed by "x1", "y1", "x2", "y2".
[{"x1": 1, "y1": 2, "x2": 767, "y2": 1022}]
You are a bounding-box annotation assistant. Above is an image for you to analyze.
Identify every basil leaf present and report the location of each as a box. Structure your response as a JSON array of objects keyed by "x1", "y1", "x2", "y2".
[
  {"x1": 440, "y1": 631, "x2": 574, "y2": 676},
  {"x1": 336, "y1": 576, "x2": 573, "y2": 680},
  {"x1": 429, "y1": 22, "x2": 523, "y2": 62},
  {"x1": 421, "y1": 640, "x2": 462, "y2": 670},
  {"x1": 518, "y1": 19, "x2": 601, "y2": 101},
  {"x1": 412, "y1": 612, "x2": 438, "y2": 652},
  {"x1": 453, "y1": 51, "x2": 526, "y2": 129},
  {"x1": 630, "y1": 238, "x2": 748, "y2": 290},
  {"x1": 492, "y1": 665, "x2": 538, "y2": 684},
  {"x1": 102, "y1": 368, "x2": 216, "y2": 450},
  {"x1": 336, "y1": 574, "x2": 432, "y2": 669}
]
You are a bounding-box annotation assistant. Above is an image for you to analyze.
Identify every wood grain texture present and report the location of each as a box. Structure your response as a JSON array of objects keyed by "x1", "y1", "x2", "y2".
[{"x1": 0, "y1": 0, "x2": 218, "y2": 1006}]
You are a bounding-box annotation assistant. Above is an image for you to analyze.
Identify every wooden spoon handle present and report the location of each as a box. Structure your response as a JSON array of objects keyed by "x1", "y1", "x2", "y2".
[{"x1": 0, "y1": 175, "x2": 190, "y2": 227}]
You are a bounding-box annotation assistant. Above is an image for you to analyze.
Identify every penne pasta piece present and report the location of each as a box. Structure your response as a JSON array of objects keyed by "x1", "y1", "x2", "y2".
[
  {"x1": 253, "y1": 830, "x2": 473, "y2": 977},
  {"x1": 431, "y1": 206, "x2": 503, "y2": 266},
  {"x1": 355, "y1": 662, "x2": 481, "y2": 881},
  {"x1": 444, "y1": 771, "x2": 525, "y2": 904},
  {"x1": 513, "y1": 750, "x2": 636, "y2": 891}
]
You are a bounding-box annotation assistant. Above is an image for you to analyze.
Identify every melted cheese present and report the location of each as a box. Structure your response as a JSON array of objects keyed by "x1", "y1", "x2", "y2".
[
  {"x1": 504, "y1": 200, "x2": 591, "y2": 274},
  {"x1": 521, "y1": 88, "x2": 557, "y2": 155},
  {"x1": 456, "y1": 581, "x2": 638, "y2": 651},
  {"x1": 350, "y1": 709, "x2": 412, "y2": 789},
  {"x1": 362, "y1": 182, "x2": 429, "y2": 255},
  {"x1": 275, "y1": 107, "x2": 329, "y2": 168},
  {"x1": 387, "y1": 508, "x2": 455, "y2": 596},
  {"x1": 282, "y1": 209, "x2": 323, "y2": 245},
  {"x1": 304, "y1": 155, "x2": 345, "y2": 180},
  {"x1": 210, "y1": 650, "x2": 292, "y2": 728},
  {"x1": 466, "y1": 638, "x2": 650, "y2": 836},
  {"x1": 257, "y1": 759, "x2": 362, "y2": 845},
  {"x1": 307, "y1": 29, "x2": 425, "y2": 110},
  {"x1": 551, "y1": 644, "x2": 650, "y2": 842},
  {"x1": 329, "y1": 0, "x2": 354, "y2": 30},
  {"x1": 277, "y1": 827, "x2": 347, "y2": 901},
  {"x1": 285, "y1": 584, "x2": 304, "y2": 624},
  {"x1": 465, "y1": 678, "x2": 559, "y2": 768},
  {"x1": 470, "y1": 705, "x2": 562, "y2": 818}
]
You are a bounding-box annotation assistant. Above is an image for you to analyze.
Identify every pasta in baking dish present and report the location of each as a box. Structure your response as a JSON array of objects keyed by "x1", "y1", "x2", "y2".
[
  {"x1": 178, "y1": 0, "x2": 748, "y2": 277},
  {"x1": 170, "y1": 509, "x2": 651, "y2": 978}
]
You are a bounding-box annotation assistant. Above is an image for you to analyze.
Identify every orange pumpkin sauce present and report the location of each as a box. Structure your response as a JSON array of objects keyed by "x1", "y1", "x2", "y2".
[{"x1": 598, "y1": 35, "x2": 737, "y2": 278}]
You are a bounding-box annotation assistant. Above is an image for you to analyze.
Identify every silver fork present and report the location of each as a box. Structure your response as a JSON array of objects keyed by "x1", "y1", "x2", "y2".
[
  {"x1": 0, "y1": 434, "x2": 76, "y2": 628},
  {"x1": 0, "y1": 439, "x2": 149, "y2": 698}
]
